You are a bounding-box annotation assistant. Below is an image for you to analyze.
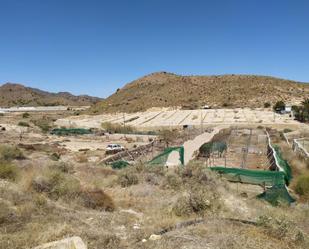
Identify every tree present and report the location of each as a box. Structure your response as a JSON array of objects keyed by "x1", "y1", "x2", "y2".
[
  {"x1": 159, "y1": 129, "x2": 179, "y2": 147},
  {"x1": 273, "y1": 101, "x2": 285, "y2": 112},
  {"x1": 293, "y1": 98, "x2": 309, "y2": 122}
]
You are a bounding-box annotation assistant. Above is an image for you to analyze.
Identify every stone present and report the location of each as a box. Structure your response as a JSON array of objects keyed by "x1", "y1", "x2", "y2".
[
  {"x1": 33, "y1": 236, "x2": 87, "y2": 249},
  {"x1": 149, "y1": 234, "x2": 161, "y2": 241}
]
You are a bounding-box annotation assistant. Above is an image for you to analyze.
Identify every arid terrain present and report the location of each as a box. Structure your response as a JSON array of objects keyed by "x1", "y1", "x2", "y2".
[
  {"x1": 0, "y1": 83, "x2": 102, "y2": 107},
  {"x1": 0, "y1": 107, "x2": 309, "y2": 249},
  {"x1": 90, "y1": 72, "x2": 309, "y2": 113}
]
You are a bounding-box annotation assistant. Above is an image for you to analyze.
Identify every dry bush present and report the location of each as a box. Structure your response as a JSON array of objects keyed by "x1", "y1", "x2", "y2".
[
  {"x1": 18, "y1": 121, "x2": 30, "y2": 127},
  {"x1": 49, "y1": 152, "x2": 60, "y2": 161},
  {"x1": 144, "y1": 172, "x2": 160, "y2": 185},
  {"x1": 101, "y1": 121, "x2": 134, "y2": 134},
  {"x1": 0, "y1": 201, "x2": 16, "y2": 224},
  {"x1": 118, "y1": 168, "x2": 139, "y2": 187},
  {"x1": 172, "y1": 188, "x2": 212, "y2": 216},
  {"x1": 179, "y1": 161, "x2": 223, "y2": 188},
  {"x1": 0, "y1": 161, "x2": 19, "y2": 181},
  {"x1": 158, "y1": 129, "x2": 179, "y2": 147},
  {"x1": 164, "y1": 172, "x2": 182, "y2": 190},
  {"x1": 293, "y1": 172, "x2": 309, "y2": 200},
  {"x1": 50, "y1": 161, "x2": 73, "y2": 173},
  {"x1": 257, "y1": 214, "x2": 306, "y2": 246},
  {"x1": 31, "y1": 169, "x2": 81, "y2": 200},
  {"x1": 76, "y1": 154, "x2": 88, "y2": 163},
  {"x1": 81, "y1": 188, "x2": 115, "y2": 211},
  {"x1": 0, "y1": 145, "x2": 24, "y2": 161}
]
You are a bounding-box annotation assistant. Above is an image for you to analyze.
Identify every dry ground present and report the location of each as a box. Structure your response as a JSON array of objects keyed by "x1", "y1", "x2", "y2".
[{"x1": 0, "y1": 112, "x2": 309, "y2": 249}]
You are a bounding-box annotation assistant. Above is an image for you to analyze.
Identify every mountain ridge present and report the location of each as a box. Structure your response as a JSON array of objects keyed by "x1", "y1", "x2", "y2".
[
  {"x1": 0, "y1": 82, "x2": 102, "y2": 107},
  {"x1": 90, "y1": 72, "x2": 309, "y2": 113}
]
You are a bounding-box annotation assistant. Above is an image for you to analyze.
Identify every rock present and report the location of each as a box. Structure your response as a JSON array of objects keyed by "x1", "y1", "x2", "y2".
[
  {"x1": 149, "y1": 234, "x2": 161, "y2": 241},
  {"x1": 33, "y1": 236, "x2": 87, "y2": 249},
  {"x1": 142, "y1": 239, "x2": 147, "y2": 243}
]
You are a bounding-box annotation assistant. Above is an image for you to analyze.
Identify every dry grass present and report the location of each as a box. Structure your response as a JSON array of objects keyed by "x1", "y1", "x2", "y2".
[{"x1": 89, "y1": 72, "x2": 309, "y2": 113}]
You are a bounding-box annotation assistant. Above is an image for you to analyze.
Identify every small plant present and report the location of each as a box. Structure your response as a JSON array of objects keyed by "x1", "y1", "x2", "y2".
[
  {"x1": 283, "y1": 128, "x2": 292, "y2": 133},
  {"x1": 0, "y1": 145, "x2": 24, "y2": 161},
  {"x1": 158, "y1": 129, "x2": 179, "y2": 147},
  {"x1": 264, "y1": 102, "x2": 271, "y2": 108},
  {"x1": 118, "y1": 169, "x2": 139, "y2": 187},
  {"x1": 81, "y1": 188, "x2": 115, "y2": 211},
  {"x1": 101, "y1": 122, "x2": 134, "y2": 134},
  {"x1": 0, "y1": 161, "x2": 18, "y2": 181},
  {"x1": 50, "y1": 153, "x2": 60, "y2": 161},
  {"x1": 172, "y1": 189, "x2": 211, "y2": 216},
  {"x1": 31, "y1": 119, "x2": 52, "y2": 133},
  {"x1": 18, "y1": 121, "x2": 30, "y2": 127},
  {"x1": 31, "y1": 169, "x2": 81, "y2": 200},
  {"x1": 294, "y1": 173, "x2": 309, "y2": 199},
  {"x1": 22, "y1": 112, "x2": 30, "y2": 118}
]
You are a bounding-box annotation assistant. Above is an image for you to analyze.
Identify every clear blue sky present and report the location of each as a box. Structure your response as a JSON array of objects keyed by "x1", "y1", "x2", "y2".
[{"x1": 1, "y1": 0, "x2": 309, "y2": 97}]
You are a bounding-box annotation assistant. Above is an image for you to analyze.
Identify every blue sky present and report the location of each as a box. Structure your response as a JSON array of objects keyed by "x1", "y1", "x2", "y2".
[{"x1": 0, "y1": 0, "x2": 309, "y2": 97}]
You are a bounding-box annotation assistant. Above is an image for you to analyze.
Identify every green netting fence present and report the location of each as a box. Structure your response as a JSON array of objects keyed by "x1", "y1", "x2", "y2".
[
  {"x1": 210, "y1": 167, "x2": 286, "y2": 186},
  {"x1": 111, "y1": 160, "x2": 130, "y2": 169},
  {"x1": 273, "y1": 145, "x2": 292, "y2": 184},
  {"x1": 209, "y1": 137, "x2": 295, "y2": 205},
  {"x1": 257, "y1": 184, "x2": 295, "y2": 206},
  {"x1": 148, "y1": 146, "x2": 184, "y2": 166},
  {"x1": 199, "y1": 141, "x2": 227, "y2": 157},
  {"x1": 51, "y1": 128, "x2": 92, "y2": 136}
]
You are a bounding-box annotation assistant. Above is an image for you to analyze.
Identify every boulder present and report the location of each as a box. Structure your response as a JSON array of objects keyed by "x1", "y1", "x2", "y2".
[{"x1": 33, "y1": 236, "x2": 87, "y2": 249}]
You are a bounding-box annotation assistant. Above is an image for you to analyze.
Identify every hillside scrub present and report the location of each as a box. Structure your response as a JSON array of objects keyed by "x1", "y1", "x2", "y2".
[
  {"x1": 0, "y1": 161, "x2": 19, "y2": 181},
  {"x1": 18, "y1": 121, "x2": 30, "y2": 127},
  {"x1": 88, "y1": 72, "x2": 309, "y2": 113},
  {"x1": 101, "y1": 121, "x2": 134, "y2": 134},
  {"x1": 0, "y1": 145, "x2": 24, "y2": 161},
  {"x1": 294, "y1": 172, "x2": 309, "y2": 200}
]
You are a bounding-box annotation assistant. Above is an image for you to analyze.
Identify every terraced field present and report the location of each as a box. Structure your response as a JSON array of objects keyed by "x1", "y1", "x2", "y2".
[{"x1": 55, "y1": 108, "x2": 297, "y2": 130}]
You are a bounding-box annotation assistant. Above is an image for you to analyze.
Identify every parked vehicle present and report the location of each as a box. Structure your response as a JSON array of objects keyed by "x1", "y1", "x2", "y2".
[{"x1": 106, "y1": 144, "x2": 125, "y2": 154}]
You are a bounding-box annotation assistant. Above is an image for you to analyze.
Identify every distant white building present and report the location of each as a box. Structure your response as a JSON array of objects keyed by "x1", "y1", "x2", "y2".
[{"x1": 285, "y1": 106, "x2": 292, "y2": 113}]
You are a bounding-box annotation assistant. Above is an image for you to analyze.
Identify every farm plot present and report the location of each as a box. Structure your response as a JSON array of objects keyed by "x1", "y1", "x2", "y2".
[{"x1": 205, "y1": 128, "x2": 270, "y2": 170}]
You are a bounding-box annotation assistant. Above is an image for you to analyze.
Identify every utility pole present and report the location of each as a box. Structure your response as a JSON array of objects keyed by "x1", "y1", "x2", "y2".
[{"x1": 200, "y1": 110, "x2": 203, "y2": 133}]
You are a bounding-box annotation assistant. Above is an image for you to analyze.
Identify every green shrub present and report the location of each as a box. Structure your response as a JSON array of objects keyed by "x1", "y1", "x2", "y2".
[
  {"x1": 0, "y1": 145, "x2": 24, "y2": 161},
  {"x1": 31, "y1": 119, "x2": 52, "y2": 133},
  {"x1": 18, "y1": 121, "x2": 30, "y2": 127},
  {"x1": 0, "y1": 161, "x2": 18, "y2": 181},
  {"x1": 283, "y1": 128, "x2": 293, "y2": 133},
  {"x1": 273, "y1": 100, "x2": 285, "y2": 112},
  {"x1": 22, "y1": 112, "x2": 30, "y2": 118},
  {"x1": 294, "y1": 173, "x2": 309, "y2": 199},
  {"x1": 50, "y1": 153, "x2": 60, "y2": 161},
  {"x1": 264, "y1": 102, "x2": 271, "y2": 108}
]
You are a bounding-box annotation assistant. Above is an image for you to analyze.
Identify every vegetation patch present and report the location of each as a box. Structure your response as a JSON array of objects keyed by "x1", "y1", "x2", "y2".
[
  {"x1": 0, "y1": 145, "x2": 24, "y2": 161},
  {"x1": 0, "y1": 161, "x2": 19, "y2": 181}
]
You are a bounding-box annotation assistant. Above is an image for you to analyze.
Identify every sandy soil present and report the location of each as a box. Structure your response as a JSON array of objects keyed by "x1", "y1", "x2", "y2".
[{"x1": 55, "y1": 108, "x2": 298, "y2": 130}]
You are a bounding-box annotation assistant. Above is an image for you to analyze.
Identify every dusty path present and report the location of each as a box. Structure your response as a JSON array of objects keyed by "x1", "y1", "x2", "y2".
[{"x1": 166, "y1": 125, "x2": 227, "y2": 166}]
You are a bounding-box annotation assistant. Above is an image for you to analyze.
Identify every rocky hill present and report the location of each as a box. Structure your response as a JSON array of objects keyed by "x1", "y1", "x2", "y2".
[
  {"x1": 90, "y1": 72, "x2": 309, "y2": 113},
  {"x1": 0, "y1": 83, "x2": 101, "y2": 107}
]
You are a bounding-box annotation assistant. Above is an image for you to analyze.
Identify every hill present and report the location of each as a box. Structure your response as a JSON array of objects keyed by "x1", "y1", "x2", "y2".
[
  {"x1": 0, "y1": 83, "x2": 102, "y2": 107},
  {"x1": 90, "y1": 72, "x2": 309, "y2": 113}
]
